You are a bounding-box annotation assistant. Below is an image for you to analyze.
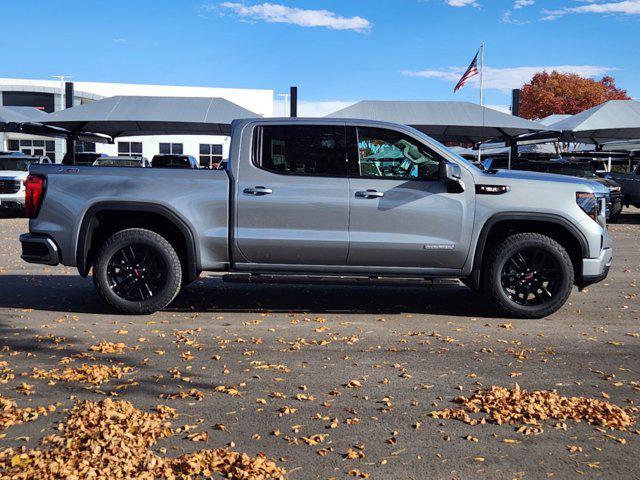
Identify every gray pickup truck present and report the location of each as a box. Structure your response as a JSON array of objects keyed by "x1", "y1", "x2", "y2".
[
  {"x1": 608, "y1": 161, "x2": 640, "y2": 209},
  {"x1": 20, "y1": 118, "x2": 613, "y2": 318}
]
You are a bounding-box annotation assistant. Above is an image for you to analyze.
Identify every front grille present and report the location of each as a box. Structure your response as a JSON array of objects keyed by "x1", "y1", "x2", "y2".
[{"x1": 0, "y1": 179, "x2": 21, "y2": 194}]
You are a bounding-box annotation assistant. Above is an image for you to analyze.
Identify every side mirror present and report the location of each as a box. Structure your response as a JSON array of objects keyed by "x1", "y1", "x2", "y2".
[
  {"x1": 439, "y1": 162, "x2": 462, "y2": 181},
  {"x1": 439, "y1": 162, "x2": 464, "y2": 193}
]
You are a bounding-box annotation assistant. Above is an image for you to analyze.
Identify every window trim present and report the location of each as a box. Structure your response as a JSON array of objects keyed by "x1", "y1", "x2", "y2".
[
  {"x1": 350, "y1": 126, "x2": 442, "y2": 182},
  {"x1": 117, "y1": 141, "x2": 143, "y2": 157},
  {"x1": 198, "y1": 143, "x2": 224, "y2": 168},
  {"x1": 251, "y1": 125, "x2": 349, "y2": 179}
]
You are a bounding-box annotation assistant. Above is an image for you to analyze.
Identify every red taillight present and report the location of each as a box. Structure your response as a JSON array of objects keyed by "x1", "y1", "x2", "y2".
[{"x1": 24, "y1": 174, "x2": 45, "y2": 218}]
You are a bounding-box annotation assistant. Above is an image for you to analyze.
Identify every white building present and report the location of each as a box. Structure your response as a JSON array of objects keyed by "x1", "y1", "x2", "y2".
[{"x1": 0, "y1": 78, "x2": 273, "y2": 166}]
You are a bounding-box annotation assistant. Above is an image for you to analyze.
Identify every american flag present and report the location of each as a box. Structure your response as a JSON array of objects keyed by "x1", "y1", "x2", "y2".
[{"x1": 454, "y1": 50, "x2": 480, "y2": 93}]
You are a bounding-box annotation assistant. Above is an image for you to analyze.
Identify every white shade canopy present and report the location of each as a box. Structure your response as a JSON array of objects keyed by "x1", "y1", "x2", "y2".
[
  {"x1": 41, "y1": 95, "x2": 261, "y2": 137},
  {"x1": 551, "y1": 100, "x2": 640, "y2": 144},
  {"x1": 326, "y1": 100, "x2": 551, "y2": 143}
]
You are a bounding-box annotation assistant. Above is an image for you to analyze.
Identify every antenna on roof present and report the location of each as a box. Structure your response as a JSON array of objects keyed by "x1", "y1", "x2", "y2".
[{"x1": 51, "y1": 75, "x2": 73, "y2": 110}]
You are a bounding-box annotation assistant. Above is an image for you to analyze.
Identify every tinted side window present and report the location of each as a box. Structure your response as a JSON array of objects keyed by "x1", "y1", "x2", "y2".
[
  {"x1": 352, "y1": 127, "x2": 442, "y2": 181},
  {"x1": 256, "y1": 125, "x2": 347, "y2": 176}
]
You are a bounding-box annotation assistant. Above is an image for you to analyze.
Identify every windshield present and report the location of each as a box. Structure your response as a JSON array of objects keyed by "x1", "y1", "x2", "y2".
[
  {"x1": 0, "y1": 158, "x2": 32, "y2": 171},
  {"x1": 94, "y1": 159, "x2": 141, "y2": 167}
]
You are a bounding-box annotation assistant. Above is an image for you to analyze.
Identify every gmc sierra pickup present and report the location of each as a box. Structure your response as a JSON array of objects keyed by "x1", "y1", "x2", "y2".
[{"x1": 20, "y1": 118, "x2": 613, "y2": 318}]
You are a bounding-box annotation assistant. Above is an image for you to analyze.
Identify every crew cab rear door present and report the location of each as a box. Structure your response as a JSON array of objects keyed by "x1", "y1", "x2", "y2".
[
  {"x1": 234, "y1": 123, "x2": 350, "y2": 267},
  {"x1": 345, "y1": 125, "x2": 475, "y2": 271}
]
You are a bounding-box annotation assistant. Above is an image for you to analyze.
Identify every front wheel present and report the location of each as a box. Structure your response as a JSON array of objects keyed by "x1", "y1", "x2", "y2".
[
  {"x1": 609, "y1": 201, "x2": 622, "y2": 223},
  {"x1": 92, "y1": 228, "x2": 183, "y2": 314},
  {"x1": 484, "y1": 233, "x2": 574, "y2": 319}
]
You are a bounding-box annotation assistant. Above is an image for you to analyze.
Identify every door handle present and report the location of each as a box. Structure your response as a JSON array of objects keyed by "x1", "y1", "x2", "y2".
[
  {"x1": 355, "y1": 189, "x2": 384, "y2": 199},
  {"x1": 244, "y1": 186, "x2": 273, "y2": 196}
]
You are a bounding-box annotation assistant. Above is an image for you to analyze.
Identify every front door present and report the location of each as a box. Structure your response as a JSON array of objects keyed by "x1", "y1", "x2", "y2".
[
  {"x1": 234, "y1": 123, "x2": 350, "y2": 267},
  {"x1": 346, "y1": 126, "x2": 474, "y2": 271}
]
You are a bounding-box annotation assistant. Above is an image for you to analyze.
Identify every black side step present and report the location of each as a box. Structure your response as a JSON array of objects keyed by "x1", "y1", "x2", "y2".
[{"x1": 222, "y1": 273, "x2": 460, "y2": 288}]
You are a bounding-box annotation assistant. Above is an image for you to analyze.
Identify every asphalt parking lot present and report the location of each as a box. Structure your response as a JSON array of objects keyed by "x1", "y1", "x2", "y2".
[{"x1": 0, "y1": 210, "x2": 639, "y2": 479}]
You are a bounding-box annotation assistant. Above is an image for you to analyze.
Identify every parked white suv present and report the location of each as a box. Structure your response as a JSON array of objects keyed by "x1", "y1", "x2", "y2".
[{"x1": 0, "y1": 154, "x2": 52, "y2": 210}]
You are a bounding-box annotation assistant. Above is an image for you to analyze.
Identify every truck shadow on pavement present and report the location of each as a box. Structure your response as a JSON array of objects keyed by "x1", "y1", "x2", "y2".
[
  {"x1": 616, "y1": 211, "x2": 640, "y2": 225},
  {"x1": 0, "y1": 210, "x2": 24, "y2": 219},
  {"x1": 0, "y1": 274, "x2": 499, "y2": 317}
]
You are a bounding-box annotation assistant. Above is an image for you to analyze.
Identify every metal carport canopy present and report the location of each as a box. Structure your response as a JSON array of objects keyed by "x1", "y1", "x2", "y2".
[
  {"x1": 0, "y1": 106, "x2": 47, "y2": 131},
  {"x1": 550, "y1": 100, "x2": 640, "y2": 145},
  {"x1": 40, "y1": 95, "x2": 261, "y2": 137},
  {"x1": 325, "y1": 100, "x2": 551, "y2": 143}
]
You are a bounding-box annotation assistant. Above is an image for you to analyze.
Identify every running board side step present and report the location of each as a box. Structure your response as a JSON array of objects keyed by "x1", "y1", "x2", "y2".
[{"x1": 221, "y1": 273, "x2": 461, "y2": 287}]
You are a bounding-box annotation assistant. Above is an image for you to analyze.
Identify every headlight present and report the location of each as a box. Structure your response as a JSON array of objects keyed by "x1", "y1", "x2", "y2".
[
  {"x1": 609, "y1": 186, "x2": 621, "y2": 193},
  {"x1": 576, "y1": 192, "x2": 598, "y2": 221}
]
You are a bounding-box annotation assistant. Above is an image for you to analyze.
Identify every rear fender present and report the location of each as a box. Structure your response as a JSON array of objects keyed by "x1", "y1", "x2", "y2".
[{"x1": 76, "y1": 202, "x2": 200, "y2": 282}]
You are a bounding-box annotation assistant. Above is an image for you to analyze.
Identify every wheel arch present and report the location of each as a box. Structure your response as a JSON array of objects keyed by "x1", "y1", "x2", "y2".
[
  {"x1": 468, "y1": 213, "x2": 589, "y2": 290},
  {"x1": 76, "y1": 202, "x2": 200, "y2": 283}
]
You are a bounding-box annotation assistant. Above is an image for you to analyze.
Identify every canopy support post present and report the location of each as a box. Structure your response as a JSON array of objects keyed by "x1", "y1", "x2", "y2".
[{"x1": 64, "y1": 82, "x2": 75, "y2": 164}]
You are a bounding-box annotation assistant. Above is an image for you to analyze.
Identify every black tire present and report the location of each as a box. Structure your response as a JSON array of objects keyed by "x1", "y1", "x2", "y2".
[
  {"x1": 92, "y1": 228, "x2": 182, "y2": 314},
  {"x1": 484, "y1": 233, "x2": 574, "y2": 319},
  {"x1": 609, "y1": 202, "x2": 622, "y2": 223}
]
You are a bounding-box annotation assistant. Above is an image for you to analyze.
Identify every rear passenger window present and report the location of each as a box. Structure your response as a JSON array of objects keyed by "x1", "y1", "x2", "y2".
[{"x1": 256, "y1": 125, "x2": 347, "y2": 176}]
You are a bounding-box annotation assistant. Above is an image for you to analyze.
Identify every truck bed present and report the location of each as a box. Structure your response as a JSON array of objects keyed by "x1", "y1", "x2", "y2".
[{"x1": 28, "y1": 164, "x2": 230, "y2": 270}]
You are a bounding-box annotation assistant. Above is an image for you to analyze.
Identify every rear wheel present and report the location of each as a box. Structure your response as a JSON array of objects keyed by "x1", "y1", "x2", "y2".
[
  {"x1": 485, "y1": 233, "x2": 574, "y2": 319},
  {"x1": 92, "y1": 228, "x2": 182, "y2": 314}
]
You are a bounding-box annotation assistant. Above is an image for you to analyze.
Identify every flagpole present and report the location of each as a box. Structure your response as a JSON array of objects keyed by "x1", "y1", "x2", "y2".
[
  {"x1": 478, "y1": 42, "x2": 485, "y2": 164},
  {"x1": 479, "y1": 42, "x2": 485, "y2": 107}
]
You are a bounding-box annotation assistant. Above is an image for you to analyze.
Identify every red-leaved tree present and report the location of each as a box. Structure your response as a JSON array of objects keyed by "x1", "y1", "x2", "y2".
[{"x1": 519, "y1": 71, "x2": 630, "y2": 120}]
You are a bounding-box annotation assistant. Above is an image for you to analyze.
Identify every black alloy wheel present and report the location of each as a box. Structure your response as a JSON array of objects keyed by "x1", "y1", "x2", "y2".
[
  {"x1": 107, "y1": 243, "x2": 166, "y2": 301},
  {"x1": 500, "y1": 247, "x2": 562, "y2": 307}
]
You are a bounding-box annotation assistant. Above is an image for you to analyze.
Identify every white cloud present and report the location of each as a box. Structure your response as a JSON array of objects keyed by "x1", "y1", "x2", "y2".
[
  {"x1": 402, "y1": 65, "x2": 615, "y2": 92},
  {"x1": 514, "y1": 0, "x2": 534, "y2": 8},
  {"x1": 543, "y1": 1, "x2": 640, "y2": 19},
  {"x1": 272, "y1": 99, "x2": 357, "y2": 118},
  {"x1": 217, "y1": 2, "x2": 372, "y2": 32},
  {"x1": 501, "y1": 9, "x2": 530, "y2": 23},
  {"x1": 445, "y1": 0, "x2": 479, "y2": 6}
]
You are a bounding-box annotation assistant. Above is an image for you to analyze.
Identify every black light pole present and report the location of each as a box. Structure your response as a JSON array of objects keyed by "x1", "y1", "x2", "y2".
[
  {"x1": 290, "y1": 86, "x2": 298, "y2": 118},
  {"x1": 510, "y1": 88, "x2": 521, "y2": 167},
  {"x1": 65, "y1": 82, "x2": 75, "y2": 164}
]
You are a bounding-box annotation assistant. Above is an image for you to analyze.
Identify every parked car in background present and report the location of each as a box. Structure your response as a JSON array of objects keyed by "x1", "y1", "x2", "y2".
[
  {"x1": 151, "y1": 154, "x2": 199, "y2": 169},
  {"x1": 513, "y1": 160, "x2": 624, "y2": 223},
  {"x1": 93, "y1": 156, "x2": 151, "y2": 168},
  {"x1": 0, "y1": 155, "x2": 51, "y2": 211},
  {"x1": 0, "y1": 151, "x2": 27, "y2": 157},
  {"x1": 607, "y1": 161, "x2": 640, "y2": 209},
  {"x1": 21, "y1": 118, "x2": 612, "y2": 319},
  {"x1": 74, "y1": 153, "x2": 107, "y2": 166}
]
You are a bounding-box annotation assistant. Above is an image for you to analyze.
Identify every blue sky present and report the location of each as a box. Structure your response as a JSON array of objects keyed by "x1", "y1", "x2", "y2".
[{"x1": 2, "y1": 0, "x2": 638, "y2": 115}]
